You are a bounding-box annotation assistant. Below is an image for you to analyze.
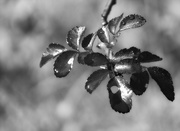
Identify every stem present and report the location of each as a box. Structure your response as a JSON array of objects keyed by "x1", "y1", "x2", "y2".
[
  {"x1": 101, "y1": 0, "x2": 116, "y2": 26},
  {"x1": 100, "y1": 0, "x2": 117, "y2": 64}
]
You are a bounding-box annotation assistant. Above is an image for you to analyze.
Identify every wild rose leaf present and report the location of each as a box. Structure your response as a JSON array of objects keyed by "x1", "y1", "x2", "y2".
[
  {"x1": 85, "y1": 69, "x2": 109, "y2": 94},
  {"x1": 108, "y1": 87, "x2": 131, "y2": 114},
  {"x1": 82, "y1": 33, "x2": 93, "y2": 50},
  {"x1": 40, "y1": 43, "x2": 66, "y2": 68},
  {"x1": 114, "y1": 47, "x2": 141, "y2": 61},
  {"x1": 107, "y1": 76, "x2": 132, "y2": 113},
  {"x1": 66, "y1": 26, "x2": 86, "y2": 50},
  {"x1": 114, "y1": 59, "x2": 142, "y2": 74},
  {"x1": 77, "y1": 52, "x2": 89, "y2": 65},
  {"x1": 84, "y1": 53, "x2": 108, "y2": 66},
  {"x1": 97, "y1": 27, "x2": 109, "y2": 44},
  {"x1": 148, "y1": 67, "x2": 175, "y2": 101},
  {"x1": 138, "y1": 51, "x2": 162, "y2": 63},
  {"x1": 82, "y1": 33, "x2": 96, "y2": 50},
  {"x1": 130, "y1": 70, "x2": 149, "y2": 95},
  {"x1": 108, "y1": 13, "x2": 123, "y2": 35},
  {"x1": 112, "y1": 77, "x2": 133, "y2": 108},
  {"x1": 115, "y1": 47, "x2": 140, "y2": 57},
  {"x1": 54, "y1": 50, "x2": 78, "y2": 78},
  {"x1": 119, "y1": 14, "x2": 146, "y2": 31}
]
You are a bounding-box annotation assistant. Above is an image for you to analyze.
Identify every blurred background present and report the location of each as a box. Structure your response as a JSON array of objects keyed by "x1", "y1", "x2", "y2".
[{"x1": 0, "y1": 0, "x2": 180, "y2": 131}]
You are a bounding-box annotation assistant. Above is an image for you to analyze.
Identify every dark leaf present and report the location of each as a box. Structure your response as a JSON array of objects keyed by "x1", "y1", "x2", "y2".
[
  {"x1": 114, "y1": 59, "x2": 142, "y2": 74},
  {"x1": 107, "y1": 77, "x2": 119, "y2": 88},
  {"x1": 130, "y1": 70, "x2": 149, "y2": 95},
  {"x1": 85, "y1": 69, "x2": 109, "y2": 94},
  {"x1": 54, "y1": 50, "x2": 78, "y2": 78},
  {"x1": 115, "y1": 47, "x2": 140, "y2": 57},
  {"x1": 148, "y1": 67, "x2": 175, "y2": 101},
  {"x1": 138, "y1": 51, "x2": 162, "y2": 63},
  {"x1": 66, "y1": 26, "x2": 86, "y2": 50},
  {"x1": 108, "y1": 88, "x2": 131, "y2": 113},
  {"x1": 84, "y1": 53, "x2": 108, "y2": 66},
  {"x1": 119, "y1": 14, "x2": 146, "y2": 31},
  {"x1": 82, "y1": 33, "x2": 96, "y2": 50},
  {"x1": 107, "y1": 76, "x2": 133, "y2": 113},
  {"x1": 97, "y1": 27, "x2": 109, "y2": 44},
  {"x1": 108, "y1": 13, "x2": 123, "y2": 35},
  {"x1": 77, "y1": 52, "x2": 89, "y2": 65},
  {"x1": 40, "y1": 43, "x2": 66, "y2": 68},
  {"x1": 82, "y1": 33, "x2": 93, "y2": 50},
  {"x1": 114, "y1": 47, "x2": 141, "y2": 62}
]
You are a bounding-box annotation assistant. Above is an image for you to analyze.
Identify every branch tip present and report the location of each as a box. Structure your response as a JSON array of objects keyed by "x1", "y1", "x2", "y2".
[{"x1": 101, "y1": 0, "x2": 117, "y2": 26}]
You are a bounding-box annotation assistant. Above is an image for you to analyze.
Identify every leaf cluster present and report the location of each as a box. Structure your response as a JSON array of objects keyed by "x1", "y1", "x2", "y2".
[{"x1": 40, "y1": 7, "x2": 175, "y2": 114}]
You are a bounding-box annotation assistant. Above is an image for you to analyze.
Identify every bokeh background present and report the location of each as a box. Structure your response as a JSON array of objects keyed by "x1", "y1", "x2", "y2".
[{"x1": 0, "y1": 0, "x2": 180, "y2": 131}]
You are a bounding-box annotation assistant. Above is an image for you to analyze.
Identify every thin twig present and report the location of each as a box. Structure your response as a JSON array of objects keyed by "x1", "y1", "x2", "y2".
[{"x1": 101, "y1": 0, "x2": 116, "y2": 26}]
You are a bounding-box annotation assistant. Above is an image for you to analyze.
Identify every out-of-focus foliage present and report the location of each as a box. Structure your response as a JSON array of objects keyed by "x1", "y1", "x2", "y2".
[{"x1": 0, "y1": 0, "x2": 180, "y2": 131}]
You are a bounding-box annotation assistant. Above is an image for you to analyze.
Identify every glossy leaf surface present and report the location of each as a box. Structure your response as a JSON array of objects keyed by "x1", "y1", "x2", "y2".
[
  {"x1": 54, "y1": 50, "x2": 78, "y2": 78},
  {"x1": 114, "y1": 59, "x2": 142, "y2": 74},
  {"x1": 84, "y1": 53, "x2": 108, "y2": 66},
  {"x1": 40, "y1": 43, "x2": 66, "y2": 68},
  {"x1": 82, "y1": 33, "x2": 95, "y2": 50},
  {"x1": 120, "y1": 14, "x2": 146, "y2": 31},
  {"x1": 114, "y1": 47, "x2": 141, "y2": 61},
  {"x1": 77, "y1": 52, "x2": 89, "y2": 65},
  {"x1": 66, "y1": 26, "x2": 86, "y2": 50},
  {"x1": 138, "y1": 51, "x2": 162, "y2": 63},
  {"x1": 148, "y1": 67, "x2": 174, "y2": 101},
  {"x1": 108, "y1": 13, "x2": 123, "y2": 35},
  {"x1": 107, "y1": 76, "x2": 133, "y2": 113},
  {"x1": 130, "y1": 70, "x2": 149, "y2": 95},
  {"x1": 97, "y1": 27, "x2": 109, "y2": 44},
  {"x1": 85, "y1": 69, "x2": 109, "y2": 94}
]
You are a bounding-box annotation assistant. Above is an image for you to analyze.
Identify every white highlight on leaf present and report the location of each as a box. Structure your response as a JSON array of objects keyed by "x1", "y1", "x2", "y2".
[
  {"x1": 67, "y1": 57, "x2": 75, "y2": 68},
  {"x1": 77, "y1": 26, "x2": 86, "y2": 46},
  {"x1": 116, "y1": 77, "x2": 133, "y2": 101},
  {"x1": 120, "y1": 87, "x2": 133, "y2": 102},
  {"x1": 53, "y1": 49, "x2": 64, "y2": 56},
  {"x1": 115, "y1": 64, "x2": 131, "y2": 71},
  {"x1": 102, "y1": 26, "x2": 110, "y2": 43},
  {"x1": 43, "y1": 48, "x2": 65, "y2": 57},
  {"x1": 86, "y1": 85, "x2": 90, "y2": 91},
  {"x1": 100, "y1": 65, "x2": 107, "y2": 69}
]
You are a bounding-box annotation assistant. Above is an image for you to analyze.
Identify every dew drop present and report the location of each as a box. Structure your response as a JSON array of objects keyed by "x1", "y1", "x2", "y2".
[{"x1": 54, "y1": 69, "x2": 59, "y2": 73}]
